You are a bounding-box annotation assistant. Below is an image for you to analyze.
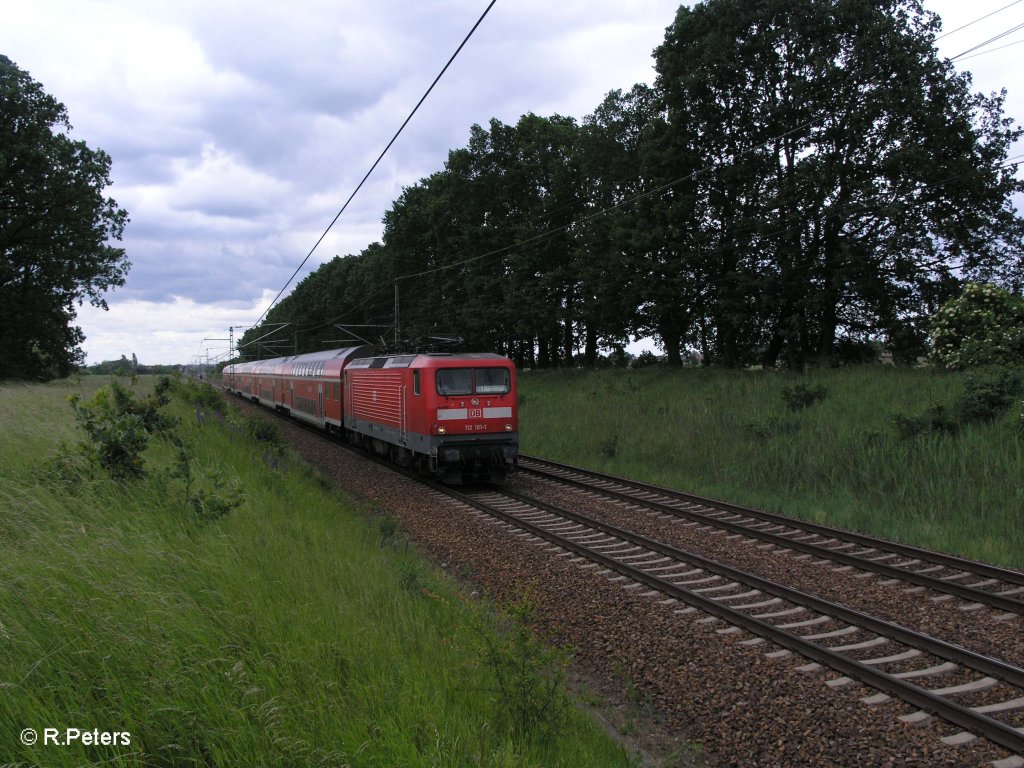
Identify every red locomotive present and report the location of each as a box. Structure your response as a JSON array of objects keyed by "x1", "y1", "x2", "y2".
[{"x1": 223, "y1": 347, "x2": 518, "y2": 483}]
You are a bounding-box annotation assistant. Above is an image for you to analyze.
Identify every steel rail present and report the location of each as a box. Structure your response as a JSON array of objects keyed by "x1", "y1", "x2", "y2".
[
  {"x1": 493, "y1": 487, "x2": 1024, "y2": 689},
  {"x1": 443, "y1": 484, "x2": 1024, "y2": 756},
  {"x1": 518, "y1": 455, "x2": 1024, "y2": 614}
]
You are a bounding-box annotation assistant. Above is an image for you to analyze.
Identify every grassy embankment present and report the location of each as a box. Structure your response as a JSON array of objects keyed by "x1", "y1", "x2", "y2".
[
  {"x1": 0, "y1": 376, "x2": 633, "y2": 767},
  {"x1": 519, "y1": 366, "x2": 1023, "y2": 570}
]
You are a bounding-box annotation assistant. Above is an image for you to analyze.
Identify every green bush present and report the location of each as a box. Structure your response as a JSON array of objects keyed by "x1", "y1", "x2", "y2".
[
  {"x1": 173, "y1": 377, "x2": 226, "y2": 411},
  {"x1": 956, "y1": 367, "x2": 1024, "y2": 422},
  {"x1": 630, "y1": 350, "x2": 661, "y2": 369},
  {"x1": 170, "y1": 444, "x2": 244, "y2": 522},
  {"x1": 832, "y1": 338, "x2": 880, "y2": 366},
  {"x1": 744, "y1": 415, "x2": 800, "y2": 439},
  {"x1": 188, "y1": 469, "x2": 244, "y2": 521},
  {"x1": 891, "y1": 366, "x2": 1022, "y2": 438},
  {"x1": 599, "y1": 435, "x2": 619, "y2": 458},
  {"x1": 930, "y1": 283, "x2": 1024, "y2": 369},
  {"x1": 781, "y1": 383, "x2": 828, "y2": 411},
  {"x1": 477, "y1": 600, "x2": 569, "y2": 747},
  {"x1": 892, "y1": 404, "x2": 960, "y2": 439},
  {"x1": 246, "y1": 414, "x2": 284, "y2": 451},
  {"x1": 69, "y1": 379, "x2": 175, "y2": 479}
]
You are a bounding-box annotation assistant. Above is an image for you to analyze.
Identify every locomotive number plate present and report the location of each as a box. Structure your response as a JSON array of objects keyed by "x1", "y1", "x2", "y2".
[{"x1": 465, "y1": 424, "x2": 487, "y2": 432}]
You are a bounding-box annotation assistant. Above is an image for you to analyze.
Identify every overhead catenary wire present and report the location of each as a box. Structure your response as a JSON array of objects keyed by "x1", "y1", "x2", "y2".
[
  {"x1": 954, "y1": 36, "x2": 1024, "y2": 62},
  {"x1": 244, "y1": 2, "x2": 1024, "y2": 356},
  {"x1": 300, "y1": 101, "x2": 1024, "y2": 340},
  {"x1": 950, "y1": 20, "x2": 1024, "y2": 59},
  {"x1": 249, "y1": 0, "x2": 498, "y2": 331},
  {"x1": 288, "y1": 4, "x2": 1024, "y2": 343},
  {"x1": 941, "y1": 0, "x2": 1024, "y2": 62},
  {"x1": 934, "y1": 0, "x2": 1022, "y2": 40}
]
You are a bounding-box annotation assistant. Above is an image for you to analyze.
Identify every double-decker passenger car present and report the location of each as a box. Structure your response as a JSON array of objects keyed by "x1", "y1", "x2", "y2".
[{"x1": 223, "y1": 347, "x2": 518, "y2": 483}]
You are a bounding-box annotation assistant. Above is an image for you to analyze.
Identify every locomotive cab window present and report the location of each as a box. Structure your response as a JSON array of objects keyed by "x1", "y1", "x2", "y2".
[
  {"x1": 436, "y1": 368, "x2": 473, "y2": 396},
  {"x1": 475, "y1": 367, "x2": 510, "y2": 394},
  {"x1": 436, "y1": 367, "x2": 510, "y2": 396},
  {"x1": 413, "y1": 369, "x2": 421, "y2": 396}
]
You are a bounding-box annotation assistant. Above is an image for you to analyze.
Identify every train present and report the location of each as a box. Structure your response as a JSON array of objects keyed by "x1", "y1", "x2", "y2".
[{"x1": 222, "y1": 346, "x2": 519, "y2": 483}]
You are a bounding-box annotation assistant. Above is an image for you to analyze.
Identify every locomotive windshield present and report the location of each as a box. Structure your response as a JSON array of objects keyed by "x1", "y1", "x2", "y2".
[
  {"x1": 437, "y1": 368, "x2": 473, "y2": 395},
  {"x1": 436, "y1": 367, "x2": 510, "y2": 396},
  {"x1": 474, "y1": 367, "x2": 510, "y2": 394}
]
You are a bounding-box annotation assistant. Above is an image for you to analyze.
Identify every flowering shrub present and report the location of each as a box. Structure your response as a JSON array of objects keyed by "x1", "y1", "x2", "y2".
[{"x1": 930, "y1": 283, "x2": 1024, "y2": 369}]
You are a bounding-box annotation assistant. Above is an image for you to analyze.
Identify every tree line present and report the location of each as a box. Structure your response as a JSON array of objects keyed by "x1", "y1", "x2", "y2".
[{"x1": 243, "y1": 0, "x2": 1017, "y2": 369}]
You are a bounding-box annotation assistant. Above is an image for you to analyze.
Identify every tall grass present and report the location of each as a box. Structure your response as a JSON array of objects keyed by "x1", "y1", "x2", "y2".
[
  {"x1": 0, "y1": 377, "x2": 631, "y2": 767},
  {"x1": 519, "y1": 366, "x2": 1023, "y2": 569}
]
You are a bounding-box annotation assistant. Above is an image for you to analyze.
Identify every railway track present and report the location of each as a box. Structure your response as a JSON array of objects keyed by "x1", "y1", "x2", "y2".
[
  {"x1": 517, "y1": 454, "x2": 1024, "y2": 617},
  {"x1": 442, "y1": 482, "x2": 1024, "y2": 762},
  {"x1": 223, "y1": 392, "x2": 1024, "y2": 762}
]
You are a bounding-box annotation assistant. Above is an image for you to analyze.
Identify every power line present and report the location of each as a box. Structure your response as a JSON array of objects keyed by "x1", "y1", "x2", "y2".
[
  {"x1": 293, "y1": 116, "x2": 820, "y2": 337},
  {"x1": 954, "y1": 36, "x2": 1024, "y2": 62},
  {"x1": 950, "y1": 21, "x2": 1024, "y2": 59},
  {"x1": 250, "y1": 0, "x2": 498, "y2": 330},
  {"x1": 935, "y1": 0, "x2": 1022, "y2": 41},
  {"x1": 248, "y1": 3, "x2": 1024, "y2": 352}
]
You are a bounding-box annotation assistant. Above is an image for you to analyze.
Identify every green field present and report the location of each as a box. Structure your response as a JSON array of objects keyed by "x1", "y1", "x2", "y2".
[
  {"x1": 0, "y1": 376, "x2": 633, "y2": 767},
  {"x1": 518, "y1": 365, "x2": 1024, "y2": 570}
]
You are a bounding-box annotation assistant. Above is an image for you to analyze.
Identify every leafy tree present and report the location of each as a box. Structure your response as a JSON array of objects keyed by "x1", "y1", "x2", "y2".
[
  {"x1": 384, "y1": 162, "x2": 496, "y2": 351},
  {"x1": 578, "y1": 86, "x2": 658, "y2": 364},
  {"x1": 930, "y1": 282, "x2": 1024, "y2": 369},
  {"x1": 379, "y1": 115, "x2": 588, "y2": 365},
  {"x1": 650, "y1": 0, "x2": 1024, "y2": 367},
  {"x1": 240, "y1": 1, "x2": 1024, "y2": 373},
  {"x1": 1, "y1": 55, "x2": 129, "y2": 380}
]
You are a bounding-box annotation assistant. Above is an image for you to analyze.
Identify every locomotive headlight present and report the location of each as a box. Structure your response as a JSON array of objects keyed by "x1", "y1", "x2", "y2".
[
  {"x1": 438, "y1": 426, "x2": 447, "y2": 435},
  {"x1": 505, "y1": 424, "x2": 513, "y2": 432}
]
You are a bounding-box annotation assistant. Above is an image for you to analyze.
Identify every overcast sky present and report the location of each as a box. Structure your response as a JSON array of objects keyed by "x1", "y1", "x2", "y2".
[{"x1": 4, "y1": 0, "x2": 1022, "y2": 365}]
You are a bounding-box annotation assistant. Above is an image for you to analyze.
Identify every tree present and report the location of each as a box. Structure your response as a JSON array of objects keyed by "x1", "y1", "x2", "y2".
[
  {"x1": 578, "y1": 86, "x2": 658, "y2": 364},
  {"x1": 381, "y1": 115, "x2": 588, "y2": 366},
  {"x1": 650, "y1": 0, "x2": 1024, "y2": 367},
  {"x1": 1, "y1": 55, "x2": 129, "y2": 380}
]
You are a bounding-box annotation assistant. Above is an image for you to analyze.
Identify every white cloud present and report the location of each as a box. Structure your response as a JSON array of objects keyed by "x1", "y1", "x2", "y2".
[
  {"x1": 168, "y1": 143, "x2": 292, "y2": 219},
  {"x1": 75, "y1": 292, "x2": 277, "y2": 366}
]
